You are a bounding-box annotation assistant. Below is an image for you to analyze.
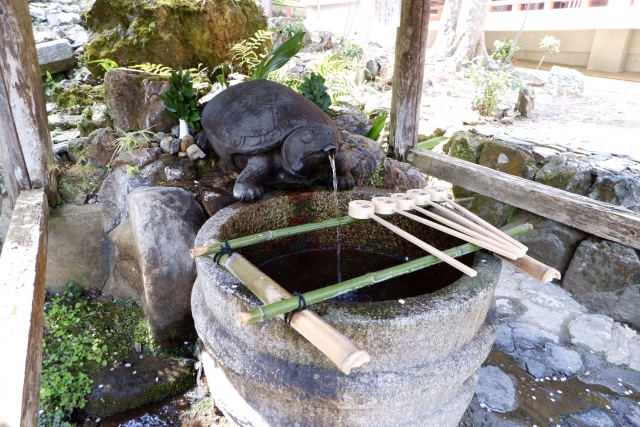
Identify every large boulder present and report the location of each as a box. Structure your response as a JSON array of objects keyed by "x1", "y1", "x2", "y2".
[
  {"x1": 562, "y1": 237, "x2": 640, "y2": 330},
  {"x1": 534, "y1": 155, "x2": 592, "y2": 195},
  {"x1": 127, "y1": 187, "x2": 206, "y2": 344},
  {"x1": 544, "y1": 66, "x2": 585, "y2": 97},
  {"x1": 587, "y1": 175, "x2": 640, "y2": 212},
  {"x1": 104, "y1": 69, "x2": 177, "y2": 133},
  {"x1": 83, "y1": 0, "x2": 267, "y2": 79},
  {"x1": 36, "y1": 39, "x2": 76, "y2": 75},
  {"x1": 504, "y1": 210, "x2": 586, "y2": 274}
]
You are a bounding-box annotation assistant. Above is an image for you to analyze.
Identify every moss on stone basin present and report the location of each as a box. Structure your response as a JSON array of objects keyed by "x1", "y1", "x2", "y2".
[{"x1": 192, "y1": 189, "x2": 502, "y2": 427}]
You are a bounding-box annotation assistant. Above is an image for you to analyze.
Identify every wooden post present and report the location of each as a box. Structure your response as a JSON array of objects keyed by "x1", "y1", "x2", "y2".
[
  {"x1": 0, "y1": 0, "x2": 60, "y2": 207},
  {"x1": 0, "y1": 189, "x2": 49, "y2": 427},
  {"x1": 387, "y1": 0, "x2": 431, "y2": 161}
]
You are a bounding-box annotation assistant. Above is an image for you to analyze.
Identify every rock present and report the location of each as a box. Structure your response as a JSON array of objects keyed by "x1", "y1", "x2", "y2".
[
  {"x1": 500, "y1": 116, "x2": 515, "y2": 125},
  {"x1": 83, "y1": 356, "x2": 195, "y2": 418},
  {"x1": 127, "y1": 187, "x2": 206, "y2": 343},
  {"x1": 562, "y1": 408, "x2": 619, "y2": 427},
  {"x1": 504, "y1": 210, "x2": 586, "y2": 274},
  {"x1": 365, "y1": 59, "x2": 381, "y2": 80},
  {"x1": 302, "y1": 30, "x2": 333, "y2": 52},
  {"x1": 380, "y1": 157, "x2": 428, "y2": 191},
  {"x1": 531, "y1": 146, "x2": 560, "y2": 162},
  {"x1": 516, "y1": 87, "x2": 534, "y2": 118},
  {"x1": 339, "y1": 131, "x2": 386, "y2": 165},
  {"x1": 83, "y1": 0, "x2": 266, "y2": 79},
  {"x1": 180, "y1": 135, "x2": 196, "y2": 152},
  {"x1": 186, "y1": 144, "x2": 206, "y2": 160},
  {"x1": 200, "y1": 188, "x2": 237, "y2": 217},
  {"x1": 68, "y1": 128, "x2": 117, "y2": 168},
  {"x1": 48, "y1": 113, "x2": 82, "y2": 131},
  {"x1": 170, "y1": 138, "x2": 181, "y2": 155},
  {"x1": 563, "y1": 237, "x2": 640, "y2": 329},
  {"x1": 112, "y1": 147, "x2": 160, "y2": 168},
  {"x1": 587, "y1": 175, "x2": 640, "y2": 212},
  {"x1": 534, "y1": 155, "x2": 592, "y2": 195},
  {"x1": 479, "y1": 139, "x2": 537, "y2": 180},
  {"x1": 475, "y1": 366, "x2": 518, "y2": 413},
  {"x1": 164, "y1": 160, "x2": 196, "y2": 182},
  {"x1": 64, "y1": 24, "x2": 89, "y2": 48},
  {"x1": 544, "y1": 66, "x2": 585, "y2": 97},
  {"x1": 159, "y1": 136, "x2": 174, "y2": 154},
  {"x1": 46, "y1": 204, "x2": 109, "y2": 293},
  {"x1": 510, "y1": 322, "x2": 559, "y2": 350},
  {"x1": 547, "y1": 345, "x2": 583, "y2": 374},
  {"x1": 568, "y1": 314, "x2": 640, "y2": 366},
  {"x1": 443, "y1": 131, "x2": 486, "y2": 163},
  {"x1": 104, "y1": 68, "x2": 177, "y2": 133},
  {"x1": 36, "y1": 39, "x2": 76, "y2": 75},
  {"x1": 74, "y1": 192, "x2": 88, "y2": 205},
  {"x1": 331, "y1": 108, "x2": 372, "y2": 136}
]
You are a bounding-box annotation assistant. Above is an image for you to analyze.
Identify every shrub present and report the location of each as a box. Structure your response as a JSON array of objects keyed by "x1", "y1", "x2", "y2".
[{"x1": 298, "y1": 72, "x2": 332, "y2": 114}]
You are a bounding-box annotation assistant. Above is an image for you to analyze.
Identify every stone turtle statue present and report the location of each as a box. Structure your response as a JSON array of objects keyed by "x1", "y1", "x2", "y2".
[{"x1": 200, "y1": 79, "x2": 370, "y2": 202}]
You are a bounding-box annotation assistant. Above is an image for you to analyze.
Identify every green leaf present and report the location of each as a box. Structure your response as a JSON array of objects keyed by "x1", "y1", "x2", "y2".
[
  {"x1": 416, "y1": 136, "x2": 449, "y2": 150},
  {"x1": 253, "y1": 31, "x2": 305, "y2": 80},
  {"x1": 366, "y1": 111, "x2": 387, "y2": 141}
]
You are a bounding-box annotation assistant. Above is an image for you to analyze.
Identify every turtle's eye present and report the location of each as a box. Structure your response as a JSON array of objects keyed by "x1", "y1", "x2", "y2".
[{"x1": 300, "y1": 129, "x2": 315, "y2": 143}]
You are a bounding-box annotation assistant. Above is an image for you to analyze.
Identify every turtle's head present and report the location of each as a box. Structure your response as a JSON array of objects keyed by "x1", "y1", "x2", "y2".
[{"x1": 281, "y1": 124, "x2": 338, "y2": 178}]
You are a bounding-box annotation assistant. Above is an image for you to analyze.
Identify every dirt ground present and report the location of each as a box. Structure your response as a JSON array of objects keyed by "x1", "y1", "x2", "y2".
[{"x1": 416, "y1": 60, "x2": 640, "y2": 160}]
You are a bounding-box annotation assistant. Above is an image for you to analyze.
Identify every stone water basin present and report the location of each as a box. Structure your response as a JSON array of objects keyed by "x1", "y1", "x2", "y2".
[{"x1": 191, "y1": 189, "x2": 501, "y2": 427}]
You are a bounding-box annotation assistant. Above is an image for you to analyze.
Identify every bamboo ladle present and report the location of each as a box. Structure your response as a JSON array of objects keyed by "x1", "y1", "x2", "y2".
[
  {"x1": 348, "y1": 199, "x2": 477, "y2": 277},
  {"x1": 389, "y1": 193, "x2": 521, "y2": 260},
  {"x1": 417, "y1": 186, "x2": 527, "y2": 257}
]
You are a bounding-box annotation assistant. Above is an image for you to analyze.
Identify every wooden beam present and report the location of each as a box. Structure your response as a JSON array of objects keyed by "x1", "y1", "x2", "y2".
[
  {"x1": 388, "y1": 0, "x2": 431, "y2": 161},
  {"x1": 0, "y1": 189, "x2": 49, "y2": 427},
  {"x1": 0, "y1": 0, "x2": 60, "y2": 206},
  {"x1": 409, "y1": 149, "x2": 640, "y2": 250}
]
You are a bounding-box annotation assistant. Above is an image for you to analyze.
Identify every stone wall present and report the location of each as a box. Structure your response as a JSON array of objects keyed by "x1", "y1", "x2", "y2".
[{"x1": 443, "y1": 131, "x2": 640, "y2": 330}]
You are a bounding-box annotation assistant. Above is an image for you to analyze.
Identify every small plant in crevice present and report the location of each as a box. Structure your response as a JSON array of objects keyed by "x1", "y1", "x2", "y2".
[
  {"x1": 108, "y1": 128, "x2": 155, "y2": 165},
  {"x1": 280, "y1": 20, "x2": 306, "y2": 40},
  {"x1": 339, "y1": 41, "x2": 364, "y2": 62},
  {"x1": 466, "y1": 58, "x2": 522, "y2": 117},
  {"x1": 44, "y1": 71, "x2": 65, "y2": 104},
  {"x1": 365, "y1": 161, "x2": 385, "y2": 187},
  {"x1": 298, "y1": 72, "x2": 332, "y2": 115},
  {"x1": 159, "y1": 66, "x2": 202, "y2": 131}
]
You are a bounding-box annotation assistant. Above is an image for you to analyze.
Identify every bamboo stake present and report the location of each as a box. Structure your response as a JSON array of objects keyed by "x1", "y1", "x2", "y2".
[
  {"x1": 362, "y1": 198, "x2": 477, "y2": 277},
  {"x1": 191, "y1": 216, "x2": 357, "y2": 259},
  {"x1": 236, "y1": 224, "x2": 533, "y2": 326},
  {"x1": 213, "y1": 243, "x2": 370, "y2": 374}
]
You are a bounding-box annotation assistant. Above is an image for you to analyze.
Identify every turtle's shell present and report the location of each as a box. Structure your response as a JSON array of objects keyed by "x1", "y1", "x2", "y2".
[{"x1": 201, "y1": 79, "x2": 339, "y2": 166}]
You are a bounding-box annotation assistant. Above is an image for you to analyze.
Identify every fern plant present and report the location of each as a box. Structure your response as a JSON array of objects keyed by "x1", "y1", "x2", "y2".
[
  {"x1": 298, "y1": 72, "x2": 332, "y2": 114},
  {"x1": 312, "y1": 55, "x2": 356, "y2": 105},
  {"x1": 158, "y1": 66, "x2": 202, "y2": 131},
  {"x1": 231, "y1": 29, "x2": 274, "y2": 76}
]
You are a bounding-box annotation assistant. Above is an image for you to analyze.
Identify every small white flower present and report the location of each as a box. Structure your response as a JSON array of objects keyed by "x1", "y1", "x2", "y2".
[
  {"x1": 552, "y1": 376, "x2": 557, "y2": 381},
  {"x1": 39, "y1": 410, "x2": 44, "y2": 415},
  {"x1": 139, "y1": 355, "x2": 143, "y2": 359},
  {"x1": 132, "y1": 370, "x2": 137, "y2": 374},
  {"x1": 549, "y1": 392, "x2": 554, "y2": 397},
  {"x1": 109, "y1": 368, "x2": 114, "y2": 372},
  {"x1": 550, "y1": 398, "x2": 556, "y2": 402},
  {"x1": 532, "y1": 396, "x2": 537, "y2": 400},
  {"x1": 606, "y1": 405, "x2": 611, "y2": 410},
  {"x1": 184, "y1": 341, "x2": 189, "y2": 345},
  {"x1": 398, "y1": 299, "x2": 405, "y2": 304},
  {"x1": 96, "y1": 418, "x2": 101, "y2": 423},
  {"x1": 156, "y1": 377, "x2": 159, "y2": 382},
  {"x1": 114, "y1": 352, "x2": 118, "y2": 355},
  {"x1": 125, "y1": 363, "x2": 131, "y2": 368},
  {"x1": 481, "y1": 259, "x2": 486, "y2": 263},
  {"x1": 98, "y1": 384, "x2": 103, "y2": 388},
  {"x1": 557, "y1": 390, "x2": 562, "y2": 394},
  {"x1": 586, "y1": 389, "x2": 590, "y2": 392}
]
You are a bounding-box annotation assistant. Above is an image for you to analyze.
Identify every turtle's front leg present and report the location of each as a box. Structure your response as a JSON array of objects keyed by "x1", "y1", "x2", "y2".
[{"x1": 234, "y1": 154, "x2": 273, "y2": 202}]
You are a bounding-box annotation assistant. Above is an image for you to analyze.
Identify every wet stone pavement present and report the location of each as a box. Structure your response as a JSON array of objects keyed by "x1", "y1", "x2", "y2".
[{"x1": 460, "y1": 263, "x2": 640, "y2": 427}]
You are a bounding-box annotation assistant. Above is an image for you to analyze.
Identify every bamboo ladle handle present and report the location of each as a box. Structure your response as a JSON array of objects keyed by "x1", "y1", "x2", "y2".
[
  {"x1": 389, "y1": 194, "x2": 520, "y2": 260},
  {"x1": 496, "y1": 254, "x2": 561, "y2": 283},
  {"x1": 349, "y1": 200, "x2": 477, "y2": 277}
]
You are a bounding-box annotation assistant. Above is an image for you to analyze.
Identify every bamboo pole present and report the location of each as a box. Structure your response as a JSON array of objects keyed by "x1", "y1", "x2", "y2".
[
  {"x1": 495, "y1": 254, "x2": 561, "y2": 283},
  {"x1": 236, "y1": 224, "x2": 533, "y2": 326},
  {"x1": 213, "y1": 244, "x2": 370, "y2": 374},
  {"x1": 191, "y1": 216, "x2": 357, "y2": 258}
]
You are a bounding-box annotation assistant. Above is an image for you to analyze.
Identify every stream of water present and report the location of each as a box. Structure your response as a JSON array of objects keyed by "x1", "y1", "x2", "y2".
[{"x1": 329, "y1": 154, "x2": 341, "y2": 283}]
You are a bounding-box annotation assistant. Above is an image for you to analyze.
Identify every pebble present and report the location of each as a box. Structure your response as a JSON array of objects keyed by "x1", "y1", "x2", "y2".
[
  {"x1": 98, "y1": 384, "x2": 103, "y2": 388},
  {"x1": 125, "y1": 363, "x2": 131, "y2": 367},
  {"x1": 132, "y1": 370, "x2": 137, "y2": 374},
  {"x1": 109, "y1": 368, "x2": 114, "y2": 371},
  {"x1": 398, "y1": 299, "x2": 405, "y2": 304}
]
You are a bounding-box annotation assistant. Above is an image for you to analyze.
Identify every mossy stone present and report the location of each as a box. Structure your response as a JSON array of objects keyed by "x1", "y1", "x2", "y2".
[
  {"x1": 444, "y1": 131, "x2": 487, "y2": 164},
  {"x1": 83, "y1": 0, "x2": 267, "y2": 78}
]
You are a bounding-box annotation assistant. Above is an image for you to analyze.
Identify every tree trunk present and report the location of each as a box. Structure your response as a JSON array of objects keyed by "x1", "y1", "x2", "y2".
[
  {"x1": 387, "y1": 0, "x2": 431, "y2": 161},
  {"x1": 0, "y1": 0, "x2": 60, "y2": 207},
  {"x1": 429, "y1": 0, "x2": 490, "y2": 67}
]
